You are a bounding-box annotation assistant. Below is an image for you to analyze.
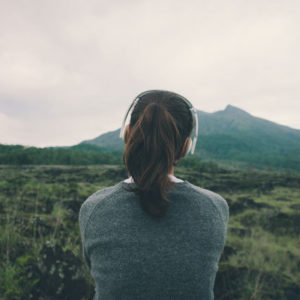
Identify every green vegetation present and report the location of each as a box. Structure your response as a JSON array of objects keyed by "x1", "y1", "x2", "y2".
[
  {"x1": 1, "y1": 130, "x2": 300, "y2": 172},
  {"x1": 0, "y1": 161, "x2": 299, "y2": 299},
  {"x1": 0, "y1": 144, "x2": 122, "y2": 166}
]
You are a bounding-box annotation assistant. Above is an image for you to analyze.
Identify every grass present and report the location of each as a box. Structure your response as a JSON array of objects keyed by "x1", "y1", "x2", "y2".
[
  {"x1": 227, "y1": 225, "x2": 299, "y2": 280},
  {"x1": 0, "y1": 164, "x2": 299, "y2": 299}
]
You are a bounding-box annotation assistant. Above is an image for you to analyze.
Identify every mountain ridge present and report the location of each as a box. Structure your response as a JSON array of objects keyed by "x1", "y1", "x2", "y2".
[{"x1": 79, "y1": 104, "x2": 300, "y2": 171}]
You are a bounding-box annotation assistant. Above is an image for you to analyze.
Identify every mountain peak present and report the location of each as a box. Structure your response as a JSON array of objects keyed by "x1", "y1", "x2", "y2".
[
  {"x1": 225, "y1": 104, "x2": 245, "y2": 112},
  {"x1": 223, "y1": 104, "x2": 251, "y2": 116}
]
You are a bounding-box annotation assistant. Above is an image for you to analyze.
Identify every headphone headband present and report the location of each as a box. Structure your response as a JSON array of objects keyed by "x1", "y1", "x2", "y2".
[{"x1": 120, "y1": 90, "x2": 198, "y2": 155}]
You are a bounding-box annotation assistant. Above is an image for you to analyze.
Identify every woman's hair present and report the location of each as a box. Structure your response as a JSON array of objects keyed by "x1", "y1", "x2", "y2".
[{"x1": 122, "y1": 90, "x2": 193, "y2": 218}]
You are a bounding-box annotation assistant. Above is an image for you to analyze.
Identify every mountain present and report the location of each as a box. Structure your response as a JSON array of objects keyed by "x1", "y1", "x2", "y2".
[
  {"x1": 80, "y1": 105, "x2": 300, "y2": 171},
  {"x1": 81, "y1": 129, "x2": 123, "y2": 150}
]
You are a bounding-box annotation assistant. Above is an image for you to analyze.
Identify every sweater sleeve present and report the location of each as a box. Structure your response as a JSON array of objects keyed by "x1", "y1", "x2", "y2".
[
  {"x1": 78, "y1": 186, "x2": 115, "y2": 269},
  {"x1": 79, "y1": 199, "x2": 92, "y2": 269},
  {"x1": 215, "y1": 193, "x2": 230, "y2": 227},
  {"x1": 203, "y1": 189, "x2": 230, "y2": 244}
]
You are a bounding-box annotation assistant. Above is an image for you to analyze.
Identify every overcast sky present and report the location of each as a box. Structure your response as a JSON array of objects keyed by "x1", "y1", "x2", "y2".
[{"x1": 0, "y1": 0, "x2": 299, "y2": 147}]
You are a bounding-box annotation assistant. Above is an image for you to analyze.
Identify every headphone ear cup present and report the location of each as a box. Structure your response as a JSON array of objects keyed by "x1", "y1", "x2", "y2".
[
  {"x1": 123, "y1": 130, "x2": 127, "y2": 143},
  {"x1": 123, "y1": 124, "x2": 129, "y2": 143},
  {"x1": 183, "y1": 137, "x2": 192, "y2": 157},
  {"x1": 122, "y1": 129, "x2": 126, "y2": 143}
]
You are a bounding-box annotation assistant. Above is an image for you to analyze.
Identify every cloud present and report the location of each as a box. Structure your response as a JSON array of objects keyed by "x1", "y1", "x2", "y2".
[
  {"x1": 0, "y1": 112, "x2": 24, "y2": 145},
  {"x1": 0, "y1": 0, "x2": 299, "y2": 146}
]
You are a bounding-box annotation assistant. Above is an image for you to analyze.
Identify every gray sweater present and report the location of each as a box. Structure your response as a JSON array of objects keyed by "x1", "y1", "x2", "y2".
[{"x1": 79, "y1": 179, "x2": 229, "y2": 300}]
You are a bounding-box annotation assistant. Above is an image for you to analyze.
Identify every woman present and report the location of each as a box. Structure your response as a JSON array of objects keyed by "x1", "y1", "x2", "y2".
[{"x1": 79, "y1": 90, "x2": 229, "y2": 300}]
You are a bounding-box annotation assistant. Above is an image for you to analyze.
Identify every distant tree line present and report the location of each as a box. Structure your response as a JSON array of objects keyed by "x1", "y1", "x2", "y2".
[
  {"x1": 0, "y1": 144, "x2": 122, "y2": 165},
  {"x1": 0, "y1": 142, "x2": 299, "y2": 172}
]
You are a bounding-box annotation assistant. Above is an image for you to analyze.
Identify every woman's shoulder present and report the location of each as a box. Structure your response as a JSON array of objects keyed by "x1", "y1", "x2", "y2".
[
  {"x1": 183, "y1": 181, "x2": 230, "y2": 225},
  {"x1": 80, "y1": 181, "x2": 123, "y2": 210},
  {"x1": 78, "y1": 182, "x2": 124, "y2": 231}
]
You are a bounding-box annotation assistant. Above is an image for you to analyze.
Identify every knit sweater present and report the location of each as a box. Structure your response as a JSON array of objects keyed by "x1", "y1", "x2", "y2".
[{"x1": 79, "y1": 178, "x2": 229, "y2": 300}]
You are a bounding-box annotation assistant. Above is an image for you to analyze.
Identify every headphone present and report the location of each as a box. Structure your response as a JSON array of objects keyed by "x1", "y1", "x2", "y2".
[{"x1": 120, "y1": 90, "x2": 198, "y2": 156}]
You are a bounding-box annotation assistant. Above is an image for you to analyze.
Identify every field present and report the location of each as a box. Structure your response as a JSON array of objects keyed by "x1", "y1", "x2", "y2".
[{"x1": 0, "y1": 163, "x2": 299, "y2": 300}]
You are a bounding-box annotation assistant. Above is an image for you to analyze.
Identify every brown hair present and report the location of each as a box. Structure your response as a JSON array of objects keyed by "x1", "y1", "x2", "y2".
[{"x1": 122, "y1": 91, "x2": 193, "y2": 218}]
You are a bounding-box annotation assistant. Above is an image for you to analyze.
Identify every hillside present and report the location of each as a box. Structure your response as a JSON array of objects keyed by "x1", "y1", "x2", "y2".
[{"x1": 80, "y1": 105, "x2": 300, "y2": 171}]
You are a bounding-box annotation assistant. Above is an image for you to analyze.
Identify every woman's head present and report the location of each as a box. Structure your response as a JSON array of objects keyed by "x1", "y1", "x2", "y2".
[{"x1": 122, "y1": 90, "x2": 194, "y2": 218}]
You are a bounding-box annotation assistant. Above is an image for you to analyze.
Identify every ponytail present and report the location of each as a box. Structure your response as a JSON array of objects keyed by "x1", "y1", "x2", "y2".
[{"x1": 123, "y1": 102, "x2": 183, "y2": 218}]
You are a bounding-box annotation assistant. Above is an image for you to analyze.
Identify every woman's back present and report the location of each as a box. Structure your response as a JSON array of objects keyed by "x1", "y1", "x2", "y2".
[{"x1": 79, "y1": 178, "x2": 229, "y2": 300}]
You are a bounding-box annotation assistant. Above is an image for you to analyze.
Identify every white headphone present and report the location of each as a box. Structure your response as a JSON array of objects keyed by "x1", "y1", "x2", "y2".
[{"x1": 120, "y1": 90, "x2": 198, "y2": 156}]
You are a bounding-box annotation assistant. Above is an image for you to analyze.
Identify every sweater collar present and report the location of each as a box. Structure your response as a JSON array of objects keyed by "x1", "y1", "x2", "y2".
[{"x1": 123, "y1": 174, "x2": 184, "y2": 183}]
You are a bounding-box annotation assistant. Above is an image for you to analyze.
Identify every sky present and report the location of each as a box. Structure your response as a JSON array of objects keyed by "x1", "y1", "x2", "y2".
[{"x1": 0, "y1": 0, "x2": 299, "y2": 147}]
